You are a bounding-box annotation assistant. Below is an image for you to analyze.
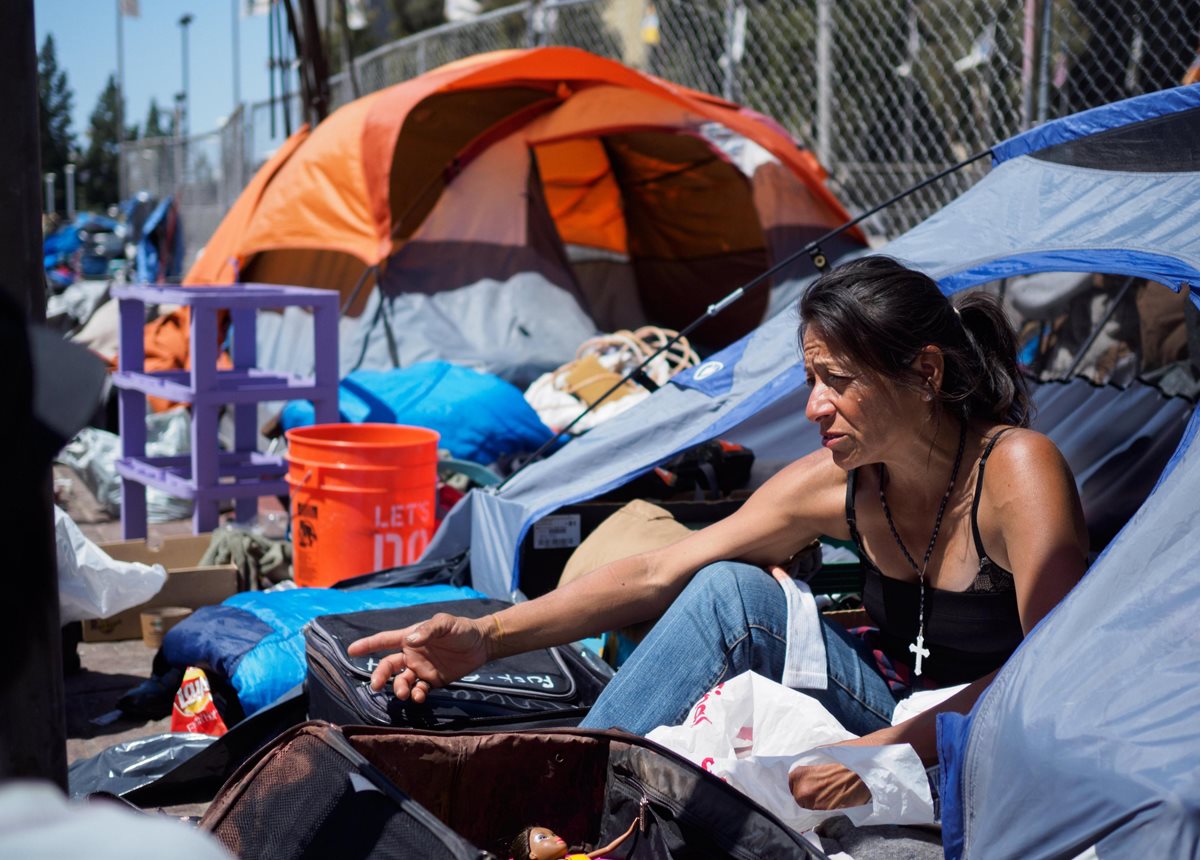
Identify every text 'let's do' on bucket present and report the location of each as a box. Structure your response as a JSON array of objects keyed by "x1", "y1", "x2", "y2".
[{"x1": 285, "y1": 423, "x2": 439, "y2": 587}]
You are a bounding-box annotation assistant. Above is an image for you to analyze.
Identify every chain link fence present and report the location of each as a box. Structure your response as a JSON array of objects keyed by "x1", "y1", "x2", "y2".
[
  {"x1": 122, "y1": 0, "x2": 1200, "y2": 266},
  {"x1": 331, "y1": 0, "x2": 1199, "y2": 238}
]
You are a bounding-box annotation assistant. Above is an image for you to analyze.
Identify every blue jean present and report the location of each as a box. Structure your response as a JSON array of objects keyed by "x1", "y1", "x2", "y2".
[{"x1": 579, "y1": 561, "x2": 899, "y2": 737}]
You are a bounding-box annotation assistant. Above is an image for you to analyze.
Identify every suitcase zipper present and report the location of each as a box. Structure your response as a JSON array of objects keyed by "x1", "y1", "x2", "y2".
[{"x1": 612, "y1": 769, "x2": 826, "y2": 860}]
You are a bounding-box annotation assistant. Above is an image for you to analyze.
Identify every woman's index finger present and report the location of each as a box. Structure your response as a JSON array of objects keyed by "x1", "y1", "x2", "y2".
[{"x1": 346, "y1": 628, "x2": 412, "y2": 656}]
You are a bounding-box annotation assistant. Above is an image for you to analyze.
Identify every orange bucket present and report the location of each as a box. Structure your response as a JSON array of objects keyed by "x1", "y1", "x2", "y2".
[{"x1": 285, "y1": 423, "x2": 440, "y2": 587}]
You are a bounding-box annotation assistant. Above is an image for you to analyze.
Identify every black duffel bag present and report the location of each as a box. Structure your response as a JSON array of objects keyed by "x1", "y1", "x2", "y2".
[
  {"x1": 199, "y1": 721, "x2": 827, "y2": 859},
  {"x1": 306, "y1": 598, "x2": 613, "y2": 731}
]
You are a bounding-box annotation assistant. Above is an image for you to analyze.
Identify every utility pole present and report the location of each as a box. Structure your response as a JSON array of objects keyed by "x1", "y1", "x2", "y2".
[
  {"x1": 0, "y1": 0, "x2": 68, "y2": 790},
  {"x1": 178, "y1": 13, "x2": 194, "y2": 138},
  {"x1": 232, "y1": 0, "x2": 241, "y2": 110},
  {"x1": 117, "y1": 0, "x2": 126, "y2": 200}
]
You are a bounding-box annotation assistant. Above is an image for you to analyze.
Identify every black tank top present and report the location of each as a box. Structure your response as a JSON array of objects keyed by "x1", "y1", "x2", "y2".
[{"x1": 845, "y1": 429, "x2": 1024, "y2": 685}]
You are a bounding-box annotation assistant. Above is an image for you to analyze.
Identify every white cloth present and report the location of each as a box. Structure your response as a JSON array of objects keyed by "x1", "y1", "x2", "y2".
[{"x1": 777, "y1": 573, "x2": 828, "y2": 690}]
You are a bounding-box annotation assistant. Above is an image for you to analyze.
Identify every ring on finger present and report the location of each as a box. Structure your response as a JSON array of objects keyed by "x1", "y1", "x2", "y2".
[{"x1": 414, "y1": 679, "x2": 431, "y2": 691}]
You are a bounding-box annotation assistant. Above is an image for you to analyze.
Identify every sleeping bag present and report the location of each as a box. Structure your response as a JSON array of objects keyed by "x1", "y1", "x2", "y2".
[
  {"x1": 161, "y1": 584, "x2": 484, "y2": 715},
  {"x1": 280, "y1": 361, "x2": 554, "y2": 465}
]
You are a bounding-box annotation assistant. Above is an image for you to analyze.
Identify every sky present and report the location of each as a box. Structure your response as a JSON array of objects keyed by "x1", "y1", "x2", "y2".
[{"x1": 34, "y1": 0, "x2": 285, "y2": 145}]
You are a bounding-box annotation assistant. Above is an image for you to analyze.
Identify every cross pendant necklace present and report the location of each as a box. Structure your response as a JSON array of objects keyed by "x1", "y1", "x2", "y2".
[
  {"x1": 909, "y1": 633, "x2": 930, "y2": 676},
  {"x1": 879, "y1": 419, "x2": 968, "y2": 677}
]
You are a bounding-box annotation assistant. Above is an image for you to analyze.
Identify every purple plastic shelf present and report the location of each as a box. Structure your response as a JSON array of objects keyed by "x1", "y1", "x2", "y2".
[
  {"x1": 116, "y1": 454, "x2": 289, "y2": 500},
  {"x1": 114, "y1": 283, "x2": 339, "y2": 538},
  {"x1": 112, "y1": 369, "x2": 326, "y2": 405}
]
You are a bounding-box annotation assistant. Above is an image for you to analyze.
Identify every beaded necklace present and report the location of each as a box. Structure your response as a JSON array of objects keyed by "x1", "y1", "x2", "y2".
[{"x1": 877, "y1": 419, "x2": 968, "y2": 676}]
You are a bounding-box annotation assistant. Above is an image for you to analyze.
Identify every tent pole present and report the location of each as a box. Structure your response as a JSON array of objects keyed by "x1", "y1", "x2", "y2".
[
  {"x1": 1061, "y1": 275, "x2": 1138, "y2": 381},
  {"x1": 496, "y1": 146, "x2": 995, "y2": 490}
]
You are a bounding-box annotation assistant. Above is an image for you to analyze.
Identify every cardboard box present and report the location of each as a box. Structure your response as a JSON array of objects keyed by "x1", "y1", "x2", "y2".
[{"x1": 81, "y1": 534, "x2": 241, "y2": 642}]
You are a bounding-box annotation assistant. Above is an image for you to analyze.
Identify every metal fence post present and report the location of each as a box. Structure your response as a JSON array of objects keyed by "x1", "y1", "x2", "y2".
[
  {"x1": 64, "y1": 163, "x2": 75, "y2": 219},
  {"x1": 723, "y1": 0, "x2": 735, "y2": 101},
  {"x1": 816, "y1": 0, "x2": 832, "y2": 168},
  {"x1": 44, "y1": 172, "x2": 55, "y2": 215},
  {"x1": 118, "y1": 143, "x2": 127, "y2": 202},
  {"x1": 1037, "y1": 0, "x2": 1054, "y2": 124},
  {"x1": 1021, "y1": 0, "x2": 1037, "y2": 130}
]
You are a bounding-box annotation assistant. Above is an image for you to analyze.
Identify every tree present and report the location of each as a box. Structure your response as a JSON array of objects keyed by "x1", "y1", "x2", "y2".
[
  {"x1": 143, "y1": 98, "x2": 170, "y2": 139},
  {"x1": 387, "y1": 0, "x2": 443, "y2": 39},
  {"x1": 79, "y1": 75, "x2": 136, "y2": 210},
  {"x1": 37, "y1": 34, "x2": 75, "y2": 214}
]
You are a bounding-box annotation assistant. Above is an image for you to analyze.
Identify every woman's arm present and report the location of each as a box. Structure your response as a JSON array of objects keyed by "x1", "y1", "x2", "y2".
[
  {"x1": 792, "y1": 430, "x2": 1089, "y2": 809},
  {"x1": 789, "y1": 671, "x2": 996, "y2": 808},
  {"x1": 349, "y1": 449, "x2": 851, "y2": 700}
]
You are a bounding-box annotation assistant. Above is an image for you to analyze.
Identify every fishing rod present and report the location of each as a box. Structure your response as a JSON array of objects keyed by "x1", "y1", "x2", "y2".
[{"x1": 494, "y1": 146, "x2": 995, "y2": 492}]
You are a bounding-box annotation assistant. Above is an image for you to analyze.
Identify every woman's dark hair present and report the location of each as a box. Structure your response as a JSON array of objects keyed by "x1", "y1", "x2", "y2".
[{"x1": 798, "y1": 255, "x2": 1031, "y2": 427}]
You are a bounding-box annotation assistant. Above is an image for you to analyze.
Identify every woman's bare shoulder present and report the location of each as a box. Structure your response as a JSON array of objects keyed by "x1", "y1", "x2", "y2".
[
  {"x1": 980, "y1": 426, "x2": 1086, "y2": 550},
  {"x1": 979, "y1": 427, "x2": 1088, "y2": 623},
  {"x1": 746, "y1": 448, "x2": 852, "y2": 536},
  {"x1": 985, "y1": 427, "x2": 1073, "y2": 480}
]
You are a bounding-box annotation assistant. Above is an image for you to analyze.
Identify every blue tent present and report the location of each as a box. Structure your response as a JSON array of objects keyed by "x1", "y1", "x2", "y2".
[{"x1": 429, "y1": 85, "x2": 1200, "y2": 856}]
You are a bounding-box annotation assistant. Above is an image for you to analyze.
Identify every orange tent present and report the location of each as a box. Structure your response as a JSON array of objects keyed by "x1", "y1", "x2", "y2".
[{"x1": 178, "y1": 46, "x2": 863, "y2": 364}]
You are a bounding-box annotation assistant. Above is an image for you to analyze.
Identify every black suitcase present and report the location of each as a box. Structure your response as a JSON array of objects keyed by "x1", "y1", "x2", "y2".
[
  {"x1": 199, "y1": 721, "x2": 828, "y2": 859},
  {"x1": 306, "y1": 598, "x2": 613, "y2": 730}
]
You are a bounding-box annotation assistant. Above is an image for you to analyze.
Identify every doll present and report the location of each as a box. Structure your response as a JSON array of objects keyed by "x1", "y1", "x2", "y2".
[{"x1": 508, "y1": 819, "x2": 637, "y2": 860}]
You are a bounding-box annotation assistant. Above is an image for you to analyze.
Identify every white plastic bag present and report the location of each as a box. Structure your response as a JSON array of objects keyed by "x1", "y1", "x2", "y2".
[
  {"x1": 56, "y1": 506, "x2": 166, "y2": 624},
  {"x1": 647, "y1": 671, "x2": 936, "y2": 832},
  {"x1": 55, "y1": 408, "x2": 193, "y2": 523}
]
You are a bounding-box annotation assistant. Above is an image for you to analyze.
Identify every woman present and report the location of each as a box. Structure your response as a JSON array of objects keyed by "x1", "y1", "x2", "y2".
[{"x1": 348, "y1": 256, "x2": 1089, "y2": 810}]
